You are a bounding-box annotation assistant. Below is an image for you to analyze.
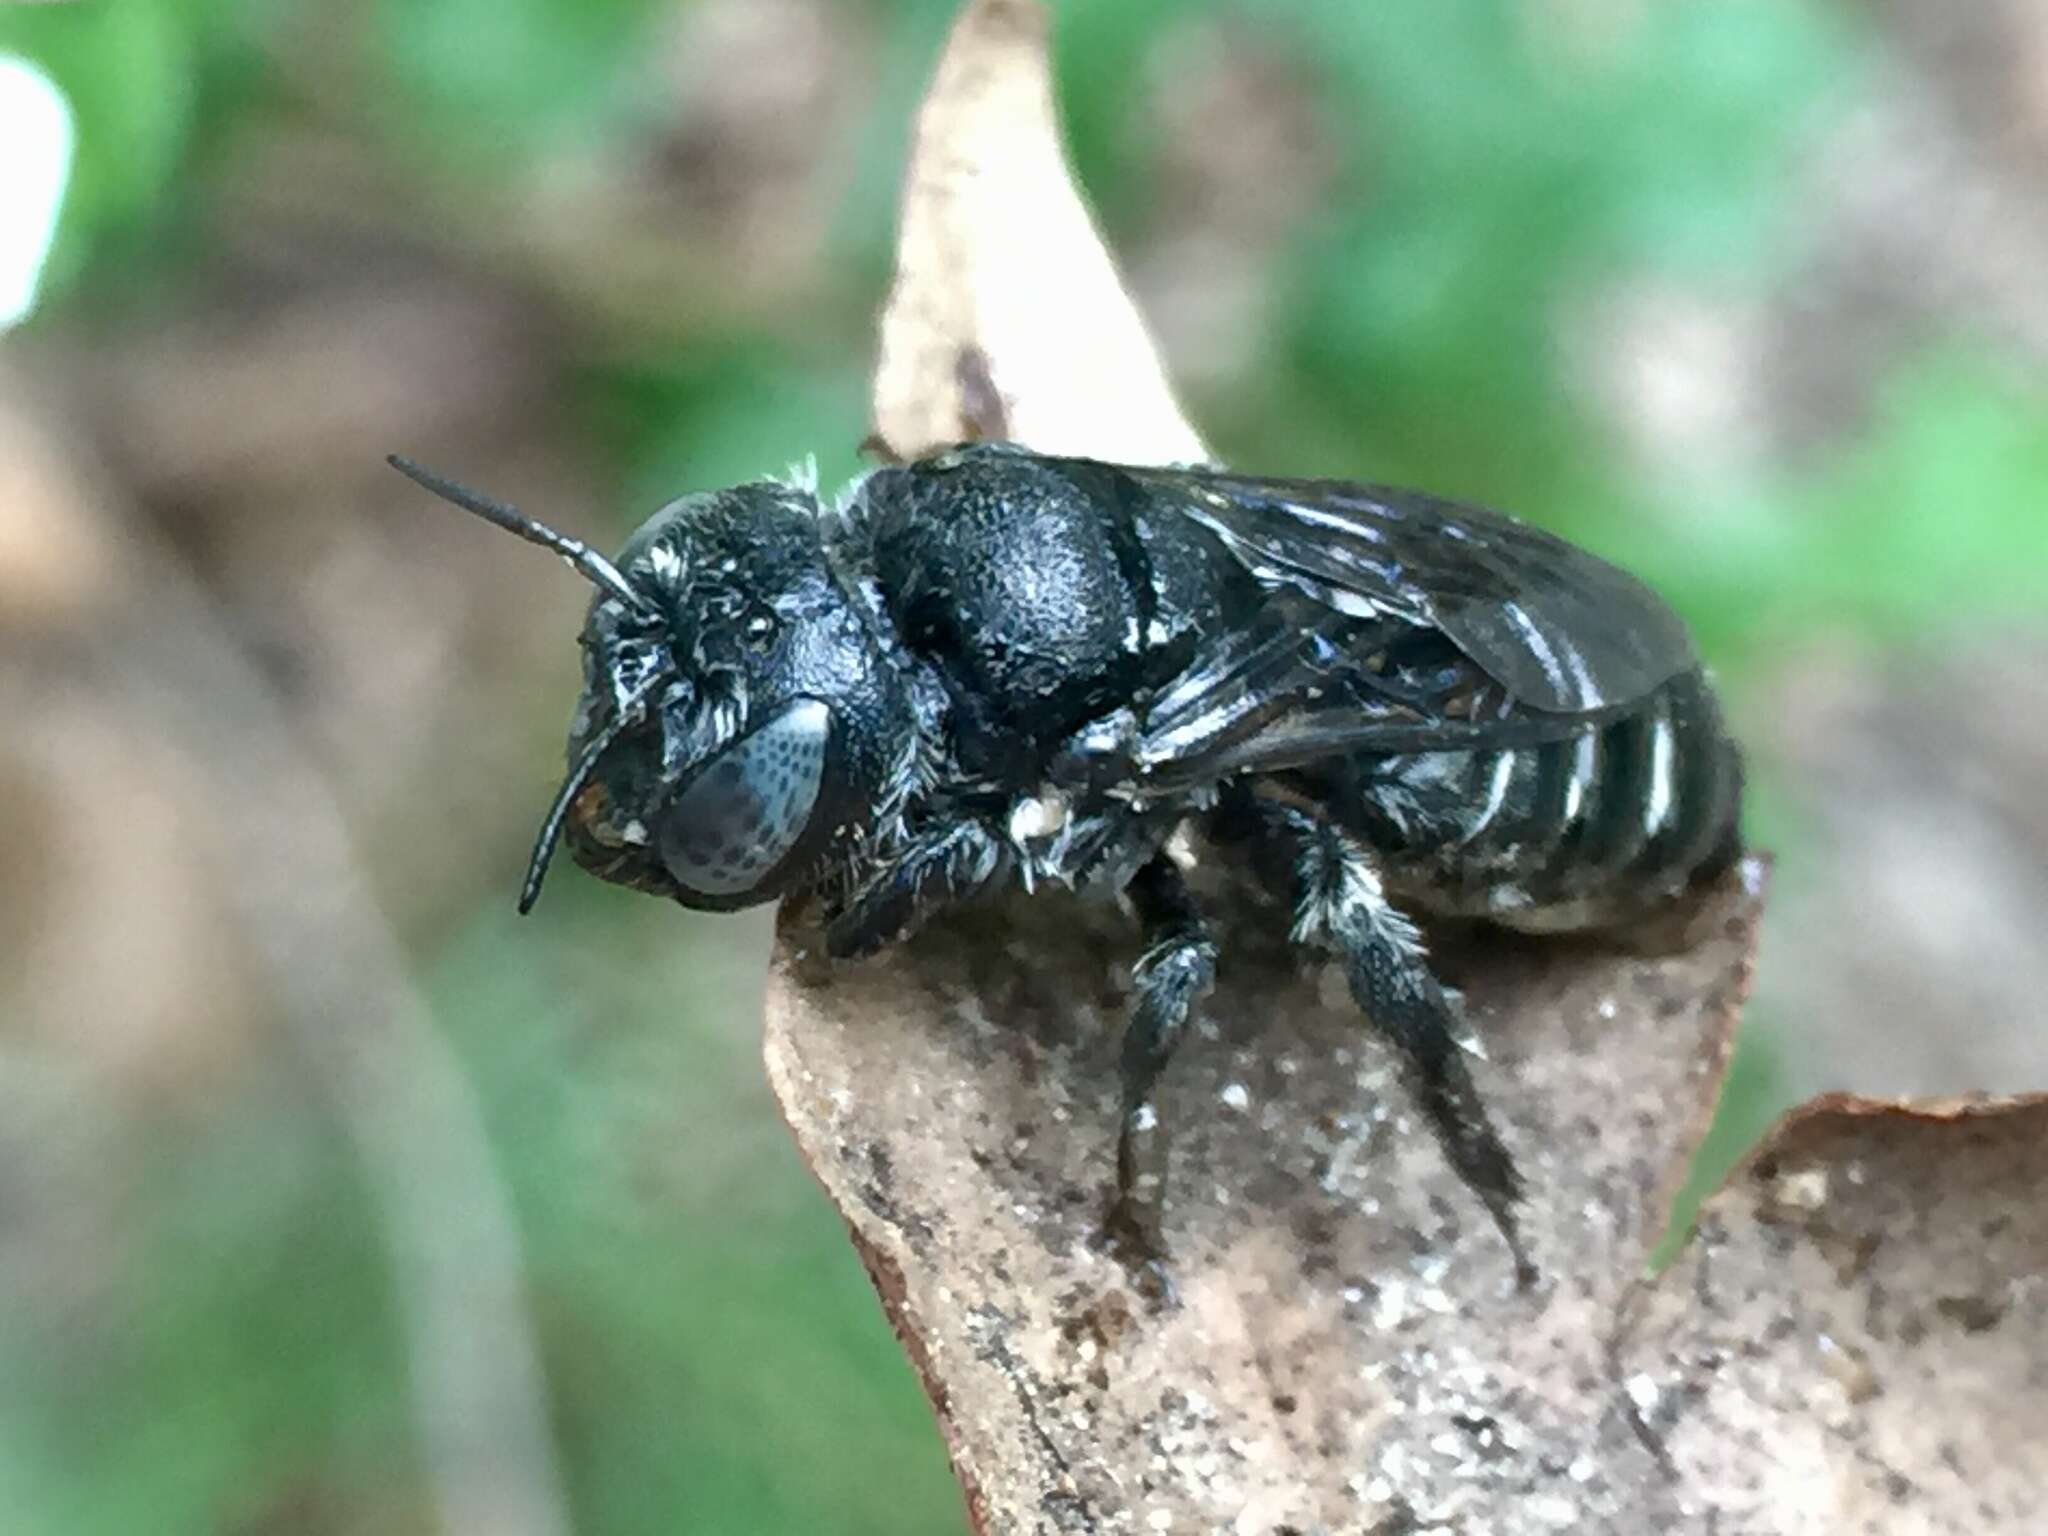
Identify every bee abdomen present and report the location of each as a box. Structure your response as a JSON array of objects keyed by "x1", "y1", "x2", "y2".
[{"x1": 1352, "y1": 667, "x2": 1742, "y2": 928}]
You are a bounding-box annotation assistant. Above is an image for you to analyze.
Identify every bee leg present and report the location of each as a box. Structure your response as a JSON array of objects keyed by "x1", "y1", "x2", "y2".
[
  {"x1": 1256, "y1": 800, "x2": 1535, "y2": 1287},
  {"x1": 824, "y1": 821, "x2": 1004, "y2": 959},
  {"x1": 1101, "y1": 855, "x2": 1217, "y2": 1304}
]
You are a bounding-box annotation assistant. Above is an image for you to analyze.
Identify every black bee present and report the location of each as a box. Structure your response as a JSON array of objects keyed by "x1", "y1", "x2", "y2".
[{"x1": 391, "y1": 443, "x2": 1742, "y2": 1284}]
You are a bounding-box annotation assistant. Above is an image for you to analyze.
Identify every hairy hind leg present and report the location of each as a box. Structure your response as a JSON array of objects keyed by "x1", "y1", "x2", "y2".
[{"x1": 1245, "y1": 797, "x2": 1534, "y2": 1286}]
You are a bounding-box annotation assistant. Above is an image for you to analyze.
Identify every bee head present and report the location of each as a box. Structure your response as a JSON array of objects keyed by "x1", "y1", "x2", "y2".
[{"x1": 390, "y1": 458, "x2": 914, "y2": 914}]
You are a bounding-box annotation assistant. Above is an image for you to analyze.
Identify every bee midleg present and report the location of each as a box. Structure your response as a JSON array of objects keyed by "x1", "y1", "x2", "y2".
[
  {"x1": 1235, "y1": 792, "x2": 1534, "y2": 1286},
  {"x1": 1104, "y1": 854, "x2": 1217, "y2": 1286},
  {"x1": 823, "y1": 820, "x2": 1005, "y2": 959}
]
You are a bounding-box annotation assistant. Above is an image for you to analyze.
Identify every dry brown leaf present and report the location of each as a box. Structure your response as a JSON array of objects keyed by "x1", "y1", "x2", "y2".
[
  {"x1": 765, "y1": 2, "x2": 2045, "y2": 1531},
  {"x1": 769, "y1": 867, "x2": 1764, "y2": 1533},
  {"x1": 869, "y1": 0, "x2": 1206, "y2": 465},
  {"x1": 1616, "y1": 1096, "x2": 2048, "y2": 1535}
]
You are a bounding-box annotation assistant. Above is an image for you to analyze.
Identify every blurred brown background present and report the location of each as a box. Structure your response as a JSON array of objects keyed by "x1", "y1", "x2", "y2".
[{"x1": 2, "y1": 1, "x2": 2045, "y2": 1532}]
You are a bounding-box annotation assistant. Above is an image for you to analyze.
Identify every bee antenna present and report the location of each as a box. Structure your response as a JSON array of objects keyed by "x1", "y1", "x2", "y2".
[
  {"x1": 387, "y1": 454, "x2": 657, "y2": 618},
  {"x1": 517, "y1": 680, "x2": 662, "y2": 914}
]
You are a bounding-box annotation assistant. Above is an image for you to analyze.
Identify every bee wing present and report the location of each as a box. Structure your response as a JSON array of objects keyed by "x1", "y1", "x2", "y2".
[
  {"x1": 1103, "y1": 591, "x2": 1613, "y2": 792},
  {"x1": 1121, "y1": 464, "x2": 1695, "y2": 715}
]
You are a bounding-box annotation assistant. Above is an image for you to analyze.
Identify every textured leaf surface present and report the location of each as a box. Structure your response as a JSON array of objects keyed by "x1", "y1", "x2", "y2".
[
  {"x1": 1617, "y1": 1096, "x2": 2048, "y2": 1535},
  {"x1": 769, "y1": 869, "x2": 1763, "y2": 1533}
]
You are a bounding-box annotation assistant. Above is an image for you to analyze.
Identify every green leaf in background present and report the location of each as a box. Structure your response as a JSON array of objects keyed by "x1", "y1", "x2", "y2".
[
  {"x1": 1051, "y1": 0, "x2": 1196, "y2": 228},
  {"x1": 1612, "y1": 352, "x2": 2048, "y2": 672},
  {"x1": 0, "y1": 1086, "x2": 422, "y2": 1535},
  {"x1": 428, "y1": 892, "x2": 963, "y2": 1536},
  {"x1": 1792, "y1": 353, "x2": 2048, "y2": 632},
  {"x1": 375, "y1": 0, "x2": 664, "y2": 169},
  {"x1": 0, "y1": 0, "x2": 199, "y2": 310},
  {"x1": 830, "y1": 0, "x2": 972, "y2": 276},
  {"x1": 580, "y1": 340, "x2": 872, "y2": 522},
  {"x1": 1263, "y1": 0, "x2": 1848, "y2": 499},
  {"x1": 0, "y1": 886, "x2": 963, "y2": 1536}
]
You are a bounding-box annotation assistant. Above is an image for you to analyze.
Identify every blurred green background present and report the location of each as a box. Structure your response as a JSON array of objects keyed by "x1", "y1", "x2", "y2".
[{"x1": 3, "y1": 1, "x2": 2046, "y2": 1532}]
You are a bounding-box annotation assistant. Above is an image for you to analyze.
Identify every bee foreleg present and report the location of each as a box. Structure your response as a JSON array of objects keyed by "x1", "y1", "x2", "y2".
[{"x1": 824, "y1": 820, "x2": 1005, "y2": 959}]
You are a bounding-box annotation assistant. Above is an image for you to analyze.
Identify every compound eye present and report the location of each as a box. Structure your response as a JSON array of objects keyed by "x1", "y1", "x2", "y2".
[{"x1": 658, "y1": 698, "x2": 829, "y2": 899}]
